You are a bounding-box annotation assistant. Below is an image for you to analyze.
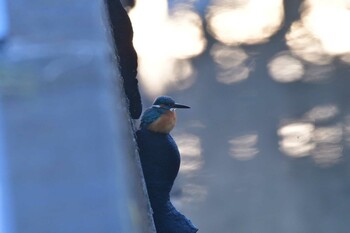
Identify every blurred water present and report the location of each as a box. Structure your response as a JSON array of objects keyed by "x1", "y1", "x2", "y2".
[{"x1": 130, "y1": 0, "x2": 350, "y2": 232}]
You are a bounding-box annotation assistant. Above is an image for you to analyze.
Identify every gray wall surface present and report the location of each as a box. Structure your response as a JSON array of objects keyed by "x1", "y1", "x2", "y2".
[{"x1": 0, "y1": 1, "x2": 153, "y2": 233}]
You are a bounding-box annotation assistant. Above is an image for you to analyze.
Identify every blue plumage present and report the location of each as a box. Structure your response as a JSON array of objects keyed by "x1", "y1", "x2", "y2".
[
  {"x1": 140, "y1": 107, "x2": 167, "y2": 129},
  {"x1": 136, "y1": 95, "x2": 197, "y2": 233},
  {"x1": 140, "y1": 96, "x2": 190, "y2": 129},
  {"x1": 153, "y1": 96, "x2": 176, "y2": 107},
  {"x1": 136, "y1": 128, "x2": 198, "y2": 233}
]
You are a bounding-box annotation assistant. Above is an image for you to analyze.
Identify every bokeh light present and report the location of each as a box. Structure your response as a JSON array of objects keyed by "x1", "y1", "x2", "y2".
[
  {"x1": 174, "y1": 133, "x2": 203, "y2": 175},
  {"x1": 286, "y1": 0, "x2": 350, "y2": 66},
  {"x1": 206, "y1": 0, "x2": 284, "y2": 45},
  {"x1": 302, "y1": 0, "x2": 350, "y2": 55},
  {"x1": 268, "y1": 52, "x2": 304, "y2": 83},
  {"x1": 312, "y1": 144, "x2": 343, "y2": 166},
  {"x1": 278, "y1": 122, "x2": 315, "y2": 157},
  {"x1": 129, "y1": 0, "x2": 206, "y2": 97},
  {"x1": 229, "y1": 133, "x2": 259, "y2": 160},
  {"x1": 278, "y1": 116, "x2": 344, "y2": 166},
  {"x1": 286, "y1": 21, "x2": 333, "y2": 65},
  {"x1": 344, "y1": 116, "x2": 350, "y2": 147},
  {"x1": 340, "y1": 53, "x2": 350, "y2": 64},
  {"x1": 304, "y1": 104, "x2": 339, "y2": 123},
  {"x1": 210, "y1": 43, "x2": 251, "y2": 84},
  {"x1": 311, "y1": 124, "x2": 343, "y2": 166},
  {"x1": 313, "y1": 125, "x2": 343, "y2": 144}
]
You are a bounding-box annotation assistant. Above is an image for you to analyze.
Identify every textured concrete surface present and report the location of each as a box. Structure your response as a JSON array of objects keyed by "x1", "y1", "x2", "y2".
[{"x1": 0, "y1": 1, "x2": 153, "y2": 233}]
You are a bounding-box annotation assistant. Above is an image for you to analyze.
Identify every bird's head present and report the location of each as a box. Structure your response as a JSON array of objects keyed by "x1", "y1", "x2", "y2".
[
  {"x1": 152, "y1": 96, "x2": 190, "y2": 110},
  {"x1": 140, "y1": 96, "x2": 190, "y2": 133}
]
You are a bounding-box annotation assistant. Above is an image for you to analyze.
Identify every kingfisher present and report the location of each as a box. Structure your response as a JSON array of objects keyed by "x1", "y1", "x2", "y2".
[
  {"x1": 136, "y1": 96, "x2": 198, "y2": 233},
  {"x1": 140, "y1": 95, "x2": 190, "y2": 133}
]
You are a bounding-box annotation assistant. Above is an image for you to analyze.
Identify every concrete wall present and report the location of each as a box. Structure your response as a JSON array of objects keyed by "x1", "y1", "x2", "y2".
[{"x1": 0, "y1": 1, "x2": 153, "y2": 232}]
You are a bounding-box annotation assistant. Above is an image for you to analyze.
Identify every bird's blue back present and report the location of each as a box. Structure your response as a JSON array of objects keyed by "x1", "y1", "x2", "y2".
[{"x1": 140, "y1": 107, "x2": 167, "y2": 129}]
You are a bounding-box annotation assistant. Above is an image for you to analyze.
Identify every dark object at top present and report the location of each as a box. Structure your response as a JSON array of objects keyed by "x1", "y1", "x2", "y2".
[
  {"x1": 136, "y1": 128, "x2": 198, "y2": 233},
  {"x1": 105, "y1": 0, "x2": 142, "y2": 119}
]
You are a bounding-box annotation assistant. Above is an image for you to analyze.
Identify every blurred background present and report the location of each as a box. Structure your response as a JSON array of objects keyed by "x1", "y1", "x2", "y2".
[
  {"x1": 127, "y1": 0, "x2": 350, "y2": 232},
  {"x1": 2, "y1": 0, "x2": 350, "y2": 233}
]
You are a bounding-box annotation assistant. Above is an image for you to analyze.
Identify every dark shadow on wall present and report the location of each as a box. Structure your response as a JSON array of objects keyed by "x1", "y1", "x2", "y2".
[
  {"x1": 104, "y1": 1, "x2": 156, "y2": 233},
  {"x1": 105, "y1": 0, "x2": 142, "y2": 120}
]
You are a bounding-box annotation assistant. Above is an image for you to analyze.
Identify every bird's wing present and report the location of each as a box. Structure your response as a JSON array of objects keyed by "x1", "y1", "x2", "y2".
[{"x1": 140, "y1": 108, "x2": 160, "y2": 128}]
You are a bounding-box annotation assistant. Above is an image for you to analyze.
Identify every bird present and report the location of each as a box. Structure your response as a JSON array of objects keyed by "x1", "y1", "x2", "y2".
[{"x1": 136, "y1": 96, "x2": 198, "y2": 233}]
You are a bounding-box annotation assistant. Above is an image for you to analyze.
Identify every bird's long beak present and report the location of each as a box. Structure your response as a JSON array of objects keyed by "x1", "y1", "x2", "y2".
[{"x1": 173, "y1": 103, "x2": 190, "y2": 109}]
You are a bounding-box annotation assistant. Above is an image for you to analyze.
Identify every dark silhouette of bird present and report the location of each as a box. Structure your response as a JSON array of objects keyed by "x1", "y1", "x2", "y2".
[{"x1": 136, "y1": 96, "x2": 198, "y2": 233}]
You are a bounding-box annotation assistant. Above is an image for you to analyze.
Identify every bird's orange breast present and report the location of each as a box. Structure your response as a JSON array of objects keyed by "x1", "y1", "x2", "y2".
[{"x1": 148, "y1": 110, "x2": 176, "y2": 134}]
